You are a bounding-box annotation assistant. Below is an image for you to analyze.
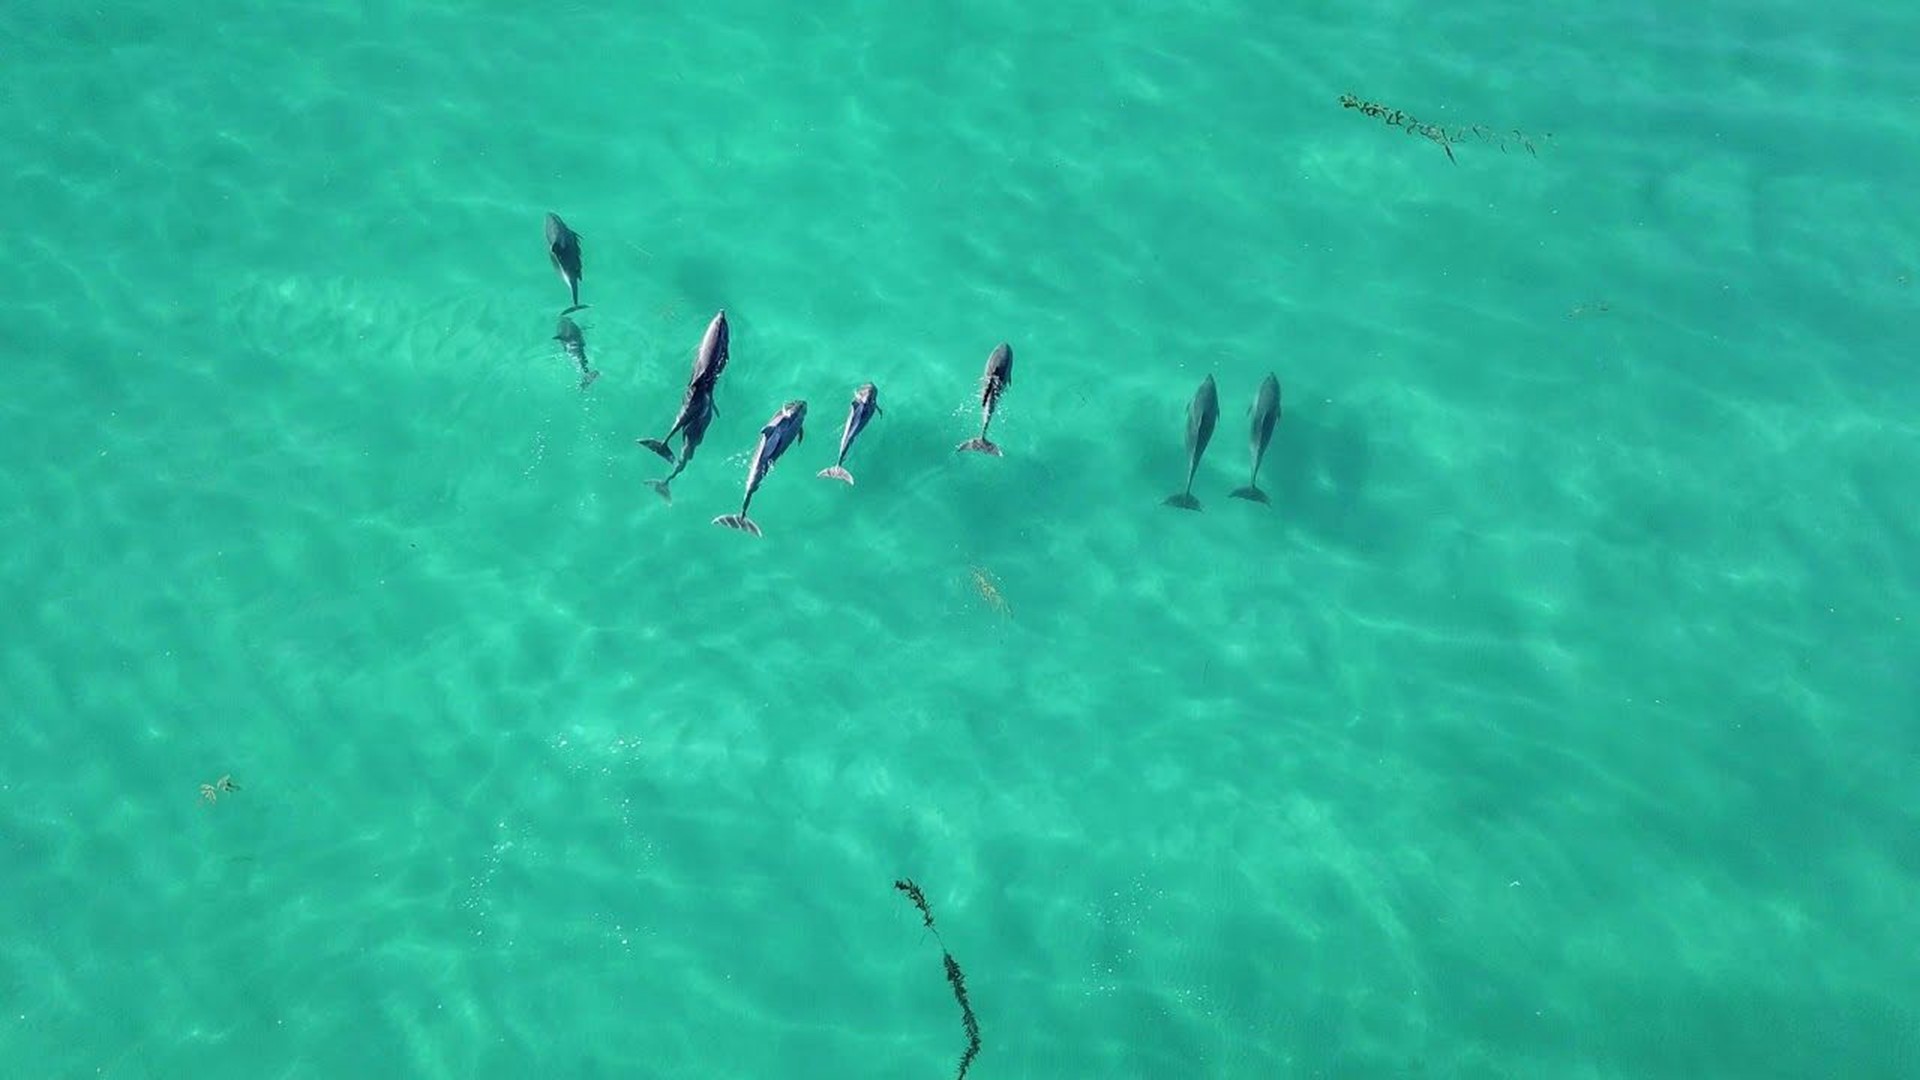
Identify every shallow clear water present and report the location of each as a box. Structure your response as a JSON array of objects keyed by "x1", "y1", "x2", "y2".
[{"x1": 2, "y1": 1, "x2": 1917, "y2": 1077}]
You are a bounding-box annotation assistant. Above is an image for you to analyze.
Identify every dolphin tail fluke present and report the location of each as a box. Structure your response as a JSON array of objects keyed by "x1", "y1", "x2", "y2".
[
  {"x1": 713, "y1": 514, "x2": 762, "y2": 537},
  {"x1": 956, "y1": 437, "x2": 1002, "y2": 457},
  {"x1": 646, "y1": 479, "x2": 673, "y2": 504},
  {"x1": 1163, "y1": 493, "x2": 1203, "y2": 511},
  {"x1": 579, "y1": 369, "x2": 600, "y2": 391},
  {"x1": 817, "y1": 466, "x2": 854, "y2": 485},
  {"x1": 1230, "y1": 485, "x2": 1270, "y2": 504},
  {"x1": 561, "y1": 303, "x2": 590, "y2": 316},
  {"x1": 637, "y1": 438, "x2": 677, "y2": 464}
]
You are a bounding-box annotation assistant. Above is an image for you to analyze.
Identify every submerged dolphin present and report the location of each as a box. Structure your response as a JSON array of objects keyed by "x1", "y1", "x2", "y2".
[
  {"x1": 715, "y1": 400, "x2": 807, "y2": 537},
  {"x1": 818, "y1": 382, "x2": 881, "y2": 485},
  {"x1": 545, "y1": 212, "x2": 587, "y2": 315},
  {"x1": 956, "y1": 343, "x2": 1014, "y2": 456},
  {"x1": 1164, "y1": 374, "x2": 1219, "y2": 511},
  {"x1": 639, "y1": 310, "x2": 731, "y2": 463},
  {"x1": 554, "y1": 316, "x2": 599, "y2": 390},
  {"x1": 645, "y1": 383, "x2": 716, "y2": 504},
  {"x1": 639, "y1": 382, "x2": 716, "y2": 465},
  {"x1": 1231, "y1": 373, "x2": 1282, "y2": 504}
]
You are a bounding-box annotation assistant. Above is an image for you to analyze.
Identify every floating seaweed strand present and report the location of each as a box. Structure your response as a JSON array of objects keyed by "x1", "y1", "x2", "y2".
[
  {"x1": 894, "y1": 879, "x2": 983, "y2": 1080},
  {"x1": 1339, "y1": 94, "x2": 1552, "y2": 163},
  {"x1": 896, "y1": 878, "x2": 937, "y2": 931},
  {"x1": 944, "y1": 951, "x2": 983, "y2": 1080}
]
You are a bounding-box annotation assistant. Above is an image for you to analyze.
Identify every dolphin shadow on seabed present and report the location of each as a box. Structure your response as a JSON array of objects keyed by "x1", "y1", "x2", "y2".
[{"x1": 1261, "y1": 408, "x2": 1404, "y2": 554}]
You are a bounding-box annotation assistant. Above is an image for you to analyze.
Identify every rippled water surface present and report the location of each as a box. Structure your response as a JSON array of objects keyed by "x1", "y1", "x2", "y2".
[{"x1": 2, "y1": 1, "x2": 1917, "y2": 1077}]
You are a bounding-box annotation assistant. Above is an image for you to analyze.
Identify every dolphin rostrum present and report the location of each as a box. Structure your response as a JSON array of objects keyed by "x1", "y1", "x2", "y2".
[
  {"x1": 714, "y1": 400, "x2": 807, "y2": 537},
  {"x1": 545, "y1": 212, "x2": 587, "y2": 315},
  {"x1": 1164, "y1": 374, "x2": 1219, "y2": 511},
  {"x1": 1231, "y1": 373, "x2": 1282, "y2": 504},
  {"x1": 645, "y1": 383, "x2": 716, "y2": 505},
  {"x1": 639, "y1": 310, "x2": 731, "y2": 464},
  {"x1": 554, "y1": 315, "x2": 598, "y2": 390},
  {"x1": 818, "y1": 382, "x2": 881, "y2": 485},
  {"x1": 956, "y1": 343, "x2": 1014, "y2": 456}
]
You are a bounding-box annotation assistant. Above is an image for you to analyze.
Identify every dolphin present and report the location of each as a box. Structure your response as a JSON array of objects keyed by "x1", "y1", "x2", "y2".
[
  {"x1": 715, "y1": 400, "x2": 807, "y2": 537},
  {"x1": 554, "y1": 315, "x2": 599, "y2": 390},
  {"x1": 645, "y1": 383, "x2": 716, "y2": 504},
  {"x1": 818, "y1": 382, "x2": 881, "y2": 485},
  {"x1": 1231, "y1": 373, "x2": 1282, "y2": 504},
  {"x1": 956, "y1": 343, "x2": 1014, "y2": 456},
  {"x1": 685, "y1": 308, "x2": 730, "y2": 391},
  {"x1": 1164, "y1": 374, "x2": 1219, "y2": 511},
  {"x1": 639, "y1": 310, "x2": 731, "y2": 463},
  {"x1": 545, "y1": 212, "x2": 588, "y2": 315},
  {"x1": 638, "y1": 381, "x2": 716, "y2": 465}
]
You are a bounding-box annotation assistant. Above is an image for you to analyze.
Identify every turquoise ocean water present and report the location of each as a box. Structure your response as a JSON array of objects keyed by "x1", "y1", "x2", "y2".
[{"x1": 3, "y1": 1, "x2": 1917, "y2": 1076}]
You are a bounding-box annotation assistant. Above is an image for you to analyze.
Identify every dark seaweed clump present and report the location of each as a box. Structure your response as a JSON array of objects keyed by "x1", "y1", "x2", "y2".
[
  {"x1": 895, "y1": 878, "x2": 981, "y2": 1080},
  {"x1": 895, "y1": 878, "x2": 936, "y2": 930},
  {"x1": 943, "y1": 950, "x2": 982, "y2": 1080},
  {"x1": 1339, "y1": 94, "x2": 1552, "y2": 163}
]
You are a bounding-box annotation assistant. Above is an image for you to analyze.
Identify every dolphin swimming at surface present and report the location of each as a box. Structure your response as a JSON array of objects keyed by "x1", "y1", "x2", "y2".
[
  {"x1": 1164, "y1": 374, "x2": 1219, "y2": 511},
  {"x1": 683, "y1": 308, "x2": 730, "y2": 391},
  {"x1": 554, "y1": 315, "x2": 599, "y2": 390},
  {"x1": 714, "y1": 400, "x2": 807, "y2": 537},
  {"x1": 956, "y1": 343, "x2": 1014, "y2": 456},
  {"x1": 639, "y1": 310, "x2": 732, "y2": 463},
  {"x1": 818, "y1": 382, "x2": 881, "y2": 484},
  {"x1": 644, "y1": 383, "x2": 716, "y2": 504},
  {"x1": 545, "y1": 212, "x2": 588, "y2": 315},
  {"x1": 1231, "y1": 373, "x2": 1282, "y2": 504}
]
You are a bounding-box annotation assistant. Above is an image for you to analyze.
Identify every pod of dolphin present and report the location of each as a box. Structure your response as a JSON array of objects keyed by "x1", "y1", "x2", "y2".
[
  {"x1": 1165, "y1": 371, "x2": 1284, "y2": 512},
  {"x1": 544, "y1": 212, "x2": 1283, "y2": 534}
]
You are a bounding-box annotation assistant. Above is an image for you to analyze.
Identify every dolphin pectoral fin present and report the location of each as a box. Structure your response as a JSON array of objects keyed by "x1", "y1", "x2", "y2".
[
  {"x1": 1229, "y1": 486, "x2": 1270, "y2": 504},
  {"x1": 1163, "y1": 493, "x2": 1203, "y2": 511}
]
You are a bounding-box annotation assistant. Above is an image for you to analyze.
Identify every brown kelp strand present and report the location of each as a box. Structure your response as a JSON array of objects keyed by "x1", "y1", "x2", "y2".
[
  {"x1": 895, "y1": 878, "x2": 937, "y2": 931},
  {"x1": 1339, "y1": 94, "x2": 1552, "y2": 162},
  {"x1": 944, "y1": 950, "x2": 983, "y2": 1080},
  {"x1": 896, "y1": 879, "x2": 982, "y2": 1080}
]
